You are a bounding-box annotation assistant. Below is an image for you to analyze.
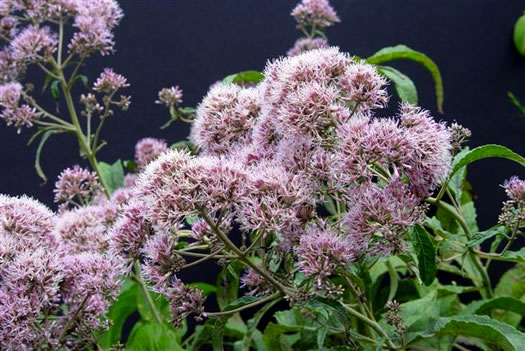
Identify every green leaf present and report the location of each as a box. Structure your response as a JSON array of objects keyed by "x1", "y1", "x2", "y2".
[
  {"x1": 123, "y1": 160, "x2": 137, "y2": 173},
  {"x1": 50, "y1": 80, "x2": 60, "y2": 100},
  {"x1": 97, "y1": 159, "x2": 125, "y2": 194},
  {"x1": 216, "y1": 261, "x2": 243, "y2": 310},
  {"x1": 378, "y1": 65, "x2": 418, "y2": 105},
  {"x1": 495, "y1": 263, "x2": 525, "y2": 326},
  {"x1": 243, "y1": 299, "x2": 281, "y2": 351},
  {"x1": 422, "y1": 315, "x2": 525, "y2": 351},
  {"x1": 398, "y1": 290, "x2": 438, "y2": 329},
  {"x1": 409, "y1": 225, "x2": 437, "y2": 286},
  {"x1": 126, "y1": 322, "x2": 184, "y2": 351},
  {"x1": 180, "y1": 106, "x2": 197, "y2": 115},
  {"x1": 461, "y1": 296, "x2": 525, "y2": 317},
  {"x1": 500, "y1": 248, "x2": 525, "y2": 262},
  {"x1": 171, "y1": 140, "x2": 194, "y2": 153},
  {"x1": 71, "y1": 74, "x2": 89, "y2": 89},
  {"x1": 467, "y1": 225, "x2": 507, "y2": 248},
  {"x1": 223, "y1": 70, "x2": 265, "y2": 85},
  {"x1": 450, "y1": 144, "x2": 525, "y2": 178},
  {"x1": 211, "y1": 316, "x2": 229, "y2": 351},
  {"x1": 35, "y1": 130, "x2": 62, "y2": 183},
  {"x1": 508, "y1": 91, "x2": 525, "y2": 115},
  {"x1": 98, "y1": 279, "x2": 139, "y2": 348},
  {"x1": 514, "y1": 12, "x2": 525, "y2": 56},
  {"x1": 223, "y1": 296, "x2": 262, "y2": 312},
  {"x1": 367, "y1": 45, "x2": 444, "y2": 112}
]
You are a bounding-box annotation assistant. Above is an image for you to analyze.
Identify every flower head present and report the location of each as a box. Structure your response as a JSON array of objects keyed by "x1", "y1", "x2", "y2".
[
  {"x1": 191, "y1": 84, "x2": 261, "y2": 155},
  {"x1": 241, "y1": 268, "x2": 274, "y2": 297},
  {"x1": 339, "y1": 61, "x2": 389, "y2": 111},
  {"x1": 287, "y1": 37, "x2": 329, "y2": 57},
  {"x1": 93, "y1": 68, "x2": 129, "y2": 93},
  {"x1": 135, "y1": 137, "x2": 168, "y2": 170},
  {"x1": 10, "y1": 25, "x2": 57, "y2": 62},
  {"x1": 54, "y1": 165, "x2": 102, "y2": 208},
  {"x1": 291, "y1": 0, "x2": 340, "y2": 28},
  {"x1": 156, "y1": 86, "x2": 183, "y2": 108},
  {"x1": 499, "y1": 177, "x2": 525, "y2": 228},
  {"x1": 166, "y1": 279, "x2": 205, "y2": 328}
]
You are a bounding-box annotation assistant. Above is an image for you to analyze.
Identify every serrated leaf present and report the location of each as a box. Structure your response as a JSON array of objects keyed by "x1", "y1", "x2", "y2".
[
  {"x1": 126, "y1": 322, "x2": 184, "y2": 351},
  {"x1": 97, "y1": 159, "x2": 125, "y2": 194},
  {"x1": 223, "y1": 70, "x2": 264, "y2": 85},
  {"x1": 450, "y1": 144, "x2": 525, "y2": 178},
  {"x1": 514, "y1": 12, "x2": 525, "y2": 56},
  {"x1": 467, "y1": 225, "x2": 507, "y2": 248},
  {"x1": 461, "y1": 296, "x2": 525, "y2": 317},
  {"x1": 378, "y1": 65, "x2": 418, "y2": 105},
  {"x1": 423, "y1": 315, "x2": 525, "y2": 351},
  {"x1": 367, "y1": 45, "x2": 443, "y2": 112},
  {"x1": 409, "y1": 225, "x2": 437, "y2": 286}
]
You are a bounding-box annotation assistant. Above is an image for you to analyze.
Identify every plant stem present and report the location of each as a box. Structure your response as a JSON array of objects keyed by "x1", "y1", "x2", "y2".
[
  {"x1": 133, "y1": 260, "x2": 163, "y2": 324},
  {"x1": 205, "y1": 292, "x2": 281, "y2": 316},
  {"x1": 58, "y1": 294, "x2": 90, "y2": 343},
  {"x1": 200, "y1": 209, "x2": 292, "y2": 297},
  {"x1": 426, "y1": 197, "x2": 493, "y2": 298},
  {"x1": 342, "y1": 303, "x2": 398, "y2": 350}
]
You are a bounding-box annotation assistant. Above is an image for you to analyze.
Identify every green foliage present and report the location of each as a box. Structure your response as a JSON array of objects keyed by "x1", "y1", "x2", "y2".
[
  {"x1": 35, "y1": 129, "x2": 63, "y2": 183},
  {"x1": 367, "y1": 45, "x2": 444, "y2": 112},
  {"x1": 223, "y1": 70, "x2": 265, "y2": 85},
  {"x1": 126, "y1": 322, "x2": 184, "y2": 351},
  {"x1": 377, "y1": 65, "x2": 418, "y2": 105},
  {"x1": 409, "y1": 225, "x2": 437, "y2": 286},
  {"x1": 513, "y1": 12, "x2": 525, "y2": 56},
  {"x1": 97, "y1": 159, "x2": 125, "y2": 194}
]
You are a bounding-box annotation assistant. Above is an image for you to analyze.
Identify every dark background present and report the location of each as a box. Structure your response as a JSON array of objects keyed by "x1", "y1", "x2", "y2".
[{"x1": 1, "y1": 1, "x2": 524, "y2": 276}]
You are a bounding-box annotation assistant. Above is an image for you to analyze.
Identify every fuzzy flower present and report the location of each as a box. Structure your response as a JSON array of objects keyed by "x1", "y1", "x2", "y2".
[
  {"x1": 190, "y1": 84, "x2": 261, "y2": 155},
  {"x1": 135, "y1": 137, "x2": 168, "y2": 170},
  {"x1": 0, "y1": 81, "x2": 21, "y2": 107},
  {"x1": 339, "y1": 61, "x2": 389, "y2": 111},
  {"x1": 61, "y1": 252, "x2": 124, "y2": 333},
  {"x1": 156, "y1": 86, "x2": 183, "y2": 108},
  {"x1": 449, "y1": 122, "x2": 471, "y2": 153},
  {"x1": 69, "y1": 0, "x2": 123, "y2": 57},
  {"x1": 499, "y1": 177, "x2": 525, "y2": 228},
  {"x1": 287, "y1": 37, "x2": 329, "y2": 57},
  {"x1": 296, "y1": 226, "x2": 354, "y2": 285},
  {"x1": 142, "y1": 231, "x2": 185, "y2": 292},
  {"x1": 343, "y1": 179, "x2": 426, "y2": 256},
  {"x1": 241, "y1": 268, "x2": 274, "y2": 297},
  {"x1": 237, "y1": 164, "x2": 315, "y2": 245},
  {"x1": 54, "y1": 165, "x2": 102, "y2": 208},
  {"x1": 0, "y1": 103, "x2": 39, "y2": 132},
  {"x1": 137, "y1": 150, "x2": 247, "y2": 231},
  {"x1": 291, "y1": 0, "x2": 340, "y2": 28},
  {"x1": 0, "y1": 16, "x2": 18, "y2": 41},
  {"x1": 93, "y1": 68, "x2": 129, "y2": 93},
  {"x1": 124, "y1": 173, "x2": 138, "y2": 188},
  {"x1": 0, "y1": 194, "x2": 57, "y2": 248},
  {"x1": 10, "y1": 25, "x2": 57, "y2": 62},
  {"x1": 167, "y1": 279, "x2": 205, "y2": 328},
  {"x1": 0, "y1": 48, "x2": 23, "y2": 83},
  {"x1": 53, "y1": 205, "x2": 111, "y2": 253},
  {"x1": 109, "y1": 200, "x2": 153, "y2": 266}
]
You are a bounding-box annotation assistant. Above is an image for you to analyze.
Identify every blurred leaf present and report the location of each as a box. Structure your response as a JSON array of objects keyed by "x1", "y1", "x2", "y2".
[
  {"x1": 409, "y1": 225, "x2": 437, "y2": 286},
  {"x1": 126, "y1": 322, "x2": 184, "y2": 351},
  {"x1": 420, "y1": 315, "x2": 525, "y2": 351},
  {"x1": 450, "y1": 144, "x2": 525, "y2": 179},
  {"x1": 467, "y1": 225, "x2": 508, "y2": 248},
  {"x1": 97, "y1": 159, "x2": 125, "y2": 194},
  {"x1": 123, "y1": 160, "x2": 137, "y2": 173},
  {"x1": 50, "y1": 80, "x2": 60, "y2": 100},
  {"x1": 378, "y1": 65, "x2": 418, "y2": 105},
  {"x1": 508, "y1": 91, "x2": 525, "y2": 115},
  {"x1": 513, "y1": 12, "x2": 525, "y2": 56},
  {"x1": 223, "y1": 70, "x2": 264, "y2": 85},
  {"x1": 461, "y1": 296, "x2": 525, "y2": 317},
  {"x1": 71, "y1": 74, "x2": 89, "y2": 89},
  {"x1": 367, "y1": 45, "x2": 444, "y2": 112}
]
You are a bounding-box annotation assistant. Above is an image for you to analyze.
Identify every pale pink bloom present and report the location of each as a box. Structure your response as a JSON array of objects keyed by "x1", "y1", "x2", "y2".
[
  {"x1": 54, "y1": 165, "x2": 102, "y2": 208},
  {"x1": 296, "y1": 226, "x2": 354, "y2": 285},
  {"x1": 166, "y1": 278, "x2": 205, "y2": 328},
  {"x1": 156, "y1": 86, "x2": 183, "y2": 108},
  {"x1": 241, "y1": 268, "x2": 273, "y2": 297},
  {"x1": 93, "y1": 68, "x2": 129, "y2": 93},
  {"x1": 503, "y1": 176, "x2": 525, "y2": 203},
  {"x1": 499, "y1": 177, "x2": 525, "y2": 228},
  {"x1": 0, "y1": 16, "x2": 18, "y2": 40},
  {"x1": 135, "y1": 137, "x2": 168, "y2": 170},
  {"x1": 287, "y1": 37, "x2": 329, "y2": 56},
  {"x1": 340, "y1": 62, "x2": 389, "y2": 111},
  {"x1": 191, "y1": 84, "x2": 261, "y2": 155},
  {"x1": 10, "y1": 25, "x2": 57, "y2": 62},
  {"x1": 291, "y1": 0, "x2": 340, "y2": 28}
]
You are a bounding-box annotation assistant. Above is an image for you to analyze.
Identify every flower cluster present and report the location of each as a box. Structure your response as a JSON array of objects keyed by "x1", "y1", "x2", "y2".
[
  {"x1": 0, "y1": 81, "x2": 40, "y2": 132},
  {"x1": 0, "y1": 194, "x2": 124, "y2": 350},
  {"x1": 134, "y1": 137, "x2": 168, "y2": 170},
  {"x1": 54, "y1": 165, "x2": 102, "y2": 210},
  {"x1": 499, "y1": 177, "x2": 525, "y2": 228},
  {"x1": 287, "y1": 37, "x2": 329, "y2": 56},
  {"x1": 156, "y1": 86, "x2": 183, "y2": 108},
  {"x1": 291, "y1": 0, "x2": 340, "y2": 29}
]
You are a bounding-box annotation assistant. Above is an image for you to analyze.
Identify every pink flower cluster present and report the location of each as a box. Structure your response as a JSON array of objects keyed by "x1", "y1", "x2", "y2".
[
  {"x1": 121, "y1": 47, "x2": 453, "y2": 309},
  {"x1": 134, "y1": 137, "x2": 168, "y2": 170},
  {"x1": 291, "y1": 0, "x2": 340, "y2": 29},
  {"x1": 499, "y1": 177, "x2": 525, "y2": 228},
  {"x1": 54, "y1": 165, "x2": 102, "y2": 209},
  {"x1": 0, "y1": 192, "x2": 125, "y2": 350},
  {"x1": 287, "y1": 37, "x2": 329, "y2": 57},
  {"x1": 0, "y1": 81, "x2": 40, "y2": 133},
  {"x1": 156, "y1": 86, "x2": 184, "y2": 108}
]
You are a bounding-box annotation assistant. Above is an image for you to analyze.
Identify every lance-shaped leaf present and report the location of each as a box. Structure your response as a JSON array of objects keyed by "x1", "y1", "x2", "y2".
[
  {"x1": 513, "y1": 12, "x2": 525, "y2": 56},
  {"x1": 223, "y1": 70, "x2": 264, "y2": 85},
  {"x1": 35, "y1": 129, "x2": 63, "y2": 183},
  {"x1": 461, "y1": 296, "x2": 525, "y2": 317},
  {"x1": 367, "y1": 45, "x2": 444, "y2": 112},
  {"x1": 409, "y1": 225, "x2": 437, "y2": 286},
  {"x1": 97, "y1": 159, "x2": 125, "y2": 194},
  {"x1": 378, "y1": 65, "x2": 418, "y2": 105},
  {"x1": 450, "y1": 144, "x2": 525, "y2": 178}
]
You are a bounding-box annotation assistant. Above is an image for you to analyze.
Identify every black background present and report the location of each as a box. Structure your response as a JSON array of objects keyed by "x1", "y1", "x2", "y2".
[{"x1": 1, "y1": 1, "x2": 524, "y2": 277}]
